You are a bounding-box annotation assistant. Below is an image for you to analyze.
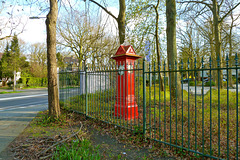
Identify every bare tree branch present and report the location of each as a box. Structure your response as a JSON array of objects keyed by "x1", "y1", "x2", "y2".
[
  {"x1": 178, "y1": 0, "x2": 213, "y2": 11},
  {"x1": 0, "y1": 35, "x2": 11, "y2": 41},
  {"x1": 220, "y1": 2, "x2": 240, "y2": 23},
  {"x1": 89, "y1": 0, "x2": 117, "y2": 21}
]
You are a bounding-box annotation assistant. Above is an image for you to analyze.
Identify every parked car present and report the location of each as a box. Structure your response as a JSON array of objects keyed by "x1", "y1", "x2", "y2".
[
  {"x1": 204, "y1": 77, "x2": 228, "y2": 83},
  {"x1": 181, "y1": 78, "x2": 191, "y2": 83},
  {"x1": 203, "y1": 77, "x2": 212, "y2": 83},
  {"x1": 0, "y1": 80, "x2": 2, "y2": 86}
]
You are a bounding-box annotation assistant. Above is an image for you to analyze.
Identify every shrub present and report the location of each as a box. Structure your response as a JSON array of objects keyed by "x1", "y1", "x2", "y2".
[
  {"x1": 20, "y1": 77, "x2": 48, "y2": 87},
  {"x1": 15, "y1": 83, "x2": 24, "y2": 89},
  {"x1": 188, "y1": 81, "x2": 202, "y2": 86},
  {"x1": 7, "y1": 81, "x2": 14, "y2": 87},
  {"x1": 223, "y1": 81, "x2": 227, "y2": 88},
  {"x1": 232, "y1": 77, "x2": 236, "y2": 83},
  {"x1": 17, "y1": 78, "x2": 23, "y2": 84},
  {"x1": 189, "y1": 81, "x2": 195, "y2": 86},
  {"x1": 204, "y1": 81, "x2": 216, "y2": 86}
]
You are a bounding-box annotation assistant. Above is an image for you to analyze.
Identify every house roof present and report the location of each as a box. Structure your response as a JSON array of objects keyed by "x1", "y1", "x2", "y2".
[{"x1": 64, "y1": 56, "x2": 79, "y2": 64}]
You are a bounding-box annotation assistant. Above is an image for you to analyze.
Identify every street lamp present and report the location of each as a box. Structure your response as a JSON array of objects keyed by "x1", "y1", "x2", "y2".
[
  {"x1": 29, "y1": 16, "x2": 46, "y2": 19},
  {"x1": 70, "y1": 61, "x2": 73, "y2": 71}
]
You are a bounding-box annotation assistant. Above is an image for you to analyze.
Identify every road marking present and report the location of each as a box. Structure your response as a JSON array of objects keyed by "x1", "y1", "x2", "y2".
[
  {"x1": 0, "y1": 101, "x2": 48, "y2": 111},
  {"x1": 0, "y1": 103, "x2": 48, "y2": 112},
  {"x1": 0, "y1": 94, "x2": 47, "y2": 101}
]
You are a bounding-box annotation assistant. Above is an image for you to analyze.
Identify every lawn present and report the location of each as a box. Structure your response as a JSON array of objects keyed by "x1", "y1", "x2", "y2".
[{"x1": 60, "y1": 84, "x2": 239, "y2": 159}]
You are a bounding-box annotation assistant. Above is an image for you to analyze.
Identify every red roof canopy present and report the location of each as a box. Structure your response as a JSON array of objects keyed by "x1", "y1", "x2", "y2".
[
  {"x1": 111, "y1": 45, "x2": 142, "y2": 60},
  {"x1": 115, "y1": 45, "x2": 136, "y2": 55}
]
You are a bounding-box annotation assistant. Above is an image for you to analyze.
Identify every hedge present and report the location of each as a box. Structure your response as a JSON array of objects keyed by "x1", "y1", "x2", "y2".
[{"x1": 18, "y1": 77, "x2": 48, "y2": 87}]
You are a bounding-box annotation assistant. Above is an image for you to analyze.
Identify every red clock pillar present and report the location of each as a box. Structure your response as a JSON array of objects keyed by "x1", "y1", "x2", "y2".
[{"x1": 111, "y1": 45, "x2": 142, "y2": 120}]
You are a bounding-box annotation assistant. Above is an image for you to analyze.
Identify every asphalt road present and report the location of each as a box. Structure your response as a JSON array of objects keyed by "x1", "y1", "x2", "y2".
[
  {"x1": 182, "y1": 83, "x2": 240, "y2": 95},
  {"x1": 0, "y1": 89, "x2": 48, "y2": 158}
]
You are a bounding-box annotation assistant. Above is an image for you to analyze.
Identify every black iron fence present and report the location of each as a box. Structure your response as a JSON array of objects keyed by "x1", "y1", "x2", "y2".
[{"x1": 59, "y1": 56, "x2": 239, "y2": 159}]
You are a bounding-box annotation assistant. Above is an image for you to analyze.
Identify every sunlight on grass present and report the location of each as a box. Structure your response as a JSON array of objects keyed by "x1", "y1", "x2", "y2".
[
  {"x1": 60, "y1": 83, "x2": 240, "y2": 159},
  {"x1": 0, "y1": 91, "x2": 23, "y2": 94}
]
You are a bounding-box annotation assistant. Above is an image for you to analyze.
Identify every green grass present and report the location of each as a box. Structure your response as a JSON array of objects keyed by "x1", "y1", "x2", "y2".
[
  {"x1": 22, "y1": 86, "x2": 47, "y2": 89},
  {"x1": 144, "y1": 87, "x2": 239, "y2": 159},
  {"x1": 61, "y1": 88, "x2": 115, "y2": 114},
  {"x1": 60, "y1": 84, "x2": 240, "y2": 159},
  {"x1": 0, "y1": 91, "x2": 23, "y2": 94},
  {"x1": 32, "y1": 110, "x2": 72, "y2": 127},
  {"x1": 0, "y1": 86, "x2": 12, "y2": 89},
  {"x1": 52, "y1": 139, "x2": 102, "y2": 160},
  {"x1": 1, "y1": 85, "x2": 47, "y2": 90}
]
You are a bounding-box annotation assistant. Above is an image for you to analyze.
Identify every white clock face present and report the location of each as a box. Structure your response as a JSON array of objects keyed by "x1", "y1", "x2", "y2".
[{"x1": 118, "y1": 65, "x2": 125, "y2": 75}]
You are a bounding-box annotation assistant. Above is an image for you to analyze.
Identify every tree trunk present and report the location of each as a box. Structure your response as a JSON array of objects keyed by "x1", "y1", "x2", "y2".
[
  {"x1": 13, "y1": 70, "x2": 16, "y2": 91},
  {"x1": 154, "y1": 0, "x2": 164, "y2": 91},
  {"x1": 89, "y1": 0, "x2": 126, "y2": 44},
  {"x1": 118, "y1": 0, "x2": 126, "y2": 44},
  {"x1": 46, "y1": 0, "x2": 61, "y2": 118},
  {"x1": 166, "y1": 0, "x2": 181, "y2": 100},
  {"x1": 213, "y1": 0, "x2": 223, "y2": 88},
  {"x1": 209, "y1": 23, "x2": 217, "y2": 84},
  {"x1": 228, "y1": 30, "x2": 233, "y2": 87},
  {"x1": 228, "y1": 12, "x2": 234, "y2": 88},
  {"x1": 188, "y1": 32, "x2": 194, "y2": 80}
]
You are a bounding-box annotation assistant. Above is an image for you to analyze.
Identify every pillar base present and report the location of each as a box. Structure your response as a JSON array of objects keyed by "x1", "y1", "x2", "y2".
[{"x1": 114, "y1": 103, "x2": 139, "y2": 120}]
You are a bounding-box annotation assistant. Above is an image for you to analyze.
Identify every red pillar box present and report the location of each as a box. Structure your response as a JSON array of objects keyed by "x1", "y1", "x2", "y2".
[{"x1": 111, "y1": 45, "x2": 142, "y2": 120}]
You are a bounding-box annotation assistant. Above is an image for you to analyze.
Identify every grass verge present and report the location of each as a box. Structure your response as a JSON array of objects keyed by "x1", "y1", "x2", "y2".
[
  {"x1": 9, "y1": 109, "x2": 160, "y2": 160},
  {"x1": 60, "y1": 84, "x2": 239, "y2": 159},
  {"x1": 53, "y1": 139, "x2": 102, "y2": 160},
  {"x1": 0, "y1": 91, "x2": 23, "y2": 94},
  {"x1": 9, "y1": 109, "x2": 103, "y2": 159}
]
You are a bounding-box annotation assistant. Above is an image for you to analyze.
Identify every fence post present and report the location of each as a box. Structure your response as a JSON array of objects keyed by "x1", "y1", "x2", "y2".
[
  {"x1": 85, "y1": 66, "x2": 88, "y2": 118},
  {"x1": 143, "y1": 58, "x2": 146, "y2": 136}
]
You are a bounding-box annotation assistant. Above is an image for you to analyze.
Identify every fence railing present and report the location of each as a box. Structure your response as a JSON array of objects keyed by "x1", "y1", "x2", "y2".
[{"x1": 59, "y1": 57, "x2": 239, "y2": 159}]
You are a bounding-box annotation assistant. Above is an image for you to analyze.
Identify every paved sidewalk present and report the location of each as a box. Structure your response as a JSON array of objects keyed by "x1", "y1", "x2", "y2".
[{"x1": 0, "y1": 104, "x2": 47, "y2": 159}]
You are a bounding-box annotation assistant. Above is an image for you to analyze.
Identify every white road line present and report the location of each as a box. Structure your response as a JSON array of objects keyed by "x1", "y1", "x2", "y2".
[
  {"x1": 0, "y1": 94, "x2": 48, "y2": 101},
  {"x1": 0, "y1": 101, "x2": 48, "y2": 110},
  {"x1": 0, "y1": 103, "x2": 48, "y2": 112}
]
